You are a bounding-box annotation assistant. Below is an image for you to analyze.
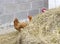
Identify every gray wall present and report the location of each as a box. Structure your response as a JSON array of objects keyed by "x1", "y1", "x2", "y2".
[{"x1": 0, "y1": 0, "x2": 48, "y2": 25}]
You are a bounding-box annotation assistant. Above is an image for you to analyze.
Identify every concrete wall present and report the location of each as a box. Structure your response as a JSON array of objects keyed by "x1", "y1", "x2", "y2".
[{"x1": 0, "y1": 0, "x2": 48, "y2": 25}]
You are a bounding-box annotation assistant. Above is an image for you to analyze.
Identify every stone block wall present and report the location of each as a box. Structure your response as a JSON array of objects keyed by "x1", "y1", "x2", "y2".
[{"x1": 0, "y1": 0, "x2": 48, "y2": 25}]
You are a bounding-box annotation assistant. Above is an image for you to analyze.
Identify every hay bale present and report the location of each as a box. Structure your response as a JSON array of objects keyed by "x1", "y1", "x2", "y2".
[{"x1": 17, "y1": 7, "x2": 60, "y2": 44}]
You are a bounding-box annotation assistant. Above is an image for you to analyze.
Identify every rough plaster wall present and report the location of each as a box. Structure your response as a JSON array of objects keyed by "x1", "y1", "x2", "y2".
[{"x1": 0, "y1": 0, "x2": 48, "y2": 25}]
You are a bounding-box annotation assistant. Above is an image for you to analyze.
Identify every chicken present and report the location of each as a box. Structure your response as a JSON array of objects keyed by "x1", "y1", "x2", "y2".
[
  {"x1": 14, "y1": 16, "x2": 32, "y2": 31},
  {"x1": 14, "y1": 18, "x2": 27, "y2": 31},
  {"x1": 28, "y1": 15, "x2": 32, "y2": 22}
]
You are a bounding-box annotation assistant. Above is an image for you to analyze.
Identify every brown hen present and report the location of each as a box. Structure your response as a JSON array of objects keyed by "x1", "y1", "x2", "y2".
[
  {"x1": 28, "y1": 15, "x2": 32, "y2": 22},
  {"x1": 14, "y1": 18, "x2": 27, "y2": 31},
  {"x1": 14, "y1": 16, "x2": 32, "y2": 31}
]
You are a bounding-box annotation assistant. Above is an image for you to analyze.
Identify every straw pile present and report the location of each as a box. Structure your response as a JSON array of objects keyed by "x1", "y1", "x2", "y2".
[
  {"x1": 17, "y1": 7, "x2": 60, "y2": 44},
  {"x1": 0, "y1": 31, "x2": 19, "y2": 44},
  {"x1": 0, "y1": 7, "x2": 60, "y2": 44}
]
